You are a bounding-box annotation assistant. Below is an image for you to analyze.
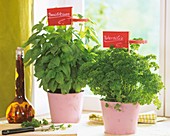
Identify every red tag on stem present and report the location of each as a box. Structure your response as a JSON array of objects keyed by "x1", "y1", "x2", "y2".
[
  {"x1": 103, "y1": 31, "x2": 129, "y2": 48},
  {"x1": 129, "y1": 40, "x2": 147, "y2": 44},
  {"x1": 47, "y1": 7, "x2": 72, "y2": 26},
  {"x1": 47, "y1": 7, "x2": 88, "y2": 26}
]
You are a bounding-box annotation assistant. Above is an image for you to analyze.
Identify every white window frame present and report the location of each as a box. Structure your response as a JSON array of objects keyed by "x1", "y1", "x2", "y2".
[
  {"x1": 165, "y1": 0, "x2": 170, "y2": 117},
  {"x1": 159, "y1": 0, "x2": 166, "y2": 116},
  {"x1": 33, "y1": 0, "x2": 168, "y2": 116}
]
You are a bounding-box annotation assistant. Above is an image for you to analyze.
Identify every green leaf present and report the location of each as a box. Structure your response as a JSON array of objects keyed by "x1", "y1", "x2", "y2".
[
  {"x1": 42, "y1": 43, "x2": 51, "y2": 54},
  {"x1": 31, "y1": 39, "x2": 41, "y2": 45},
  {"x1": 21, "y1": 118, "x2": 42, "y2": 128},
  {"x1": 32, "y1": 23, "x2": 44, "y2": 32},
  {"x1": 42, "y1": 119, "x2": 49, "y2": 125},
  {"x1": 86, "y1": 27, "x2": 99, "y2": 44},
  {"x1": 65, "y1": 80, "x2": 72, "y2": 92},
  {"x1": 41, "y1": 79, "x2": 48, "y2": 91},
  {"x1": 61, "y1": 64, "x2": 70, "y2": 77},
  {"x1": 61, "y1": 45, "x2": 72, "y2": 53},
  {"x1": 53, "y1": 57, "x2": 60, "y2": 66},
  {"x1": 34, "y1": 61, "x2": 44, "y2": 72},
  {"x1": 47, "y1": 57, "x2": 60, "y2": 69},
  {"x1": 22, "y1": 32, "x2": 40, "y2": 48},
  {"x1": 39, "y1": 16, "x2": 46, "y2": 23},
  {"x1": 24, "y1": 50, "x2": 32, "y2": 63},
  {"x1": 44, "y1": 26, "x2": 55, "y2": 32},
  {"x1": 45, "y1": 70, "x2": 55, "y2": 83},
  {"x1": 55, "y1": 72, "x2": 64, "y2": 84},
  {"x1": 47, "y1": 33, "x2": 59, "y2": 40},
  {"x1": 114, "y1": 103, "x2": 121, "y2": 111},
  {"x1": 109, "y1": 82, "x2": 121, "y2": 90},
  {"x1": 50, "y1": 46, "x2": 59, "y2": 55},
  {"x1": 130, "y1": 44, "x2": 140, "y2": 51},
  {"x1": 59, "y1": 82, "x2": 71, "y2": 94},
  {"x1": 32, "y1": 46, "x2": 41, "y2": 59},
  {"x1": 78, "y1": 14, "x2": 83, "y2": 19},
  {"x1": 105, "y1": 103, "x2": 109, "y2": 107},
  {"x1": 74, "y1": 83, "x2": 81, "y2": 93},
  {"x1": 42, "y1": 56, "x2": 51, "y2": 64},
  {"x1": 34, "y1": 70, "x2": 45, "y2": 79},
  {"x1": 48, "y1": 60, "x2": 56, "y2": 69},
  {"x1": 49, "y1": 79, "x2": 58, "y2": 92}
]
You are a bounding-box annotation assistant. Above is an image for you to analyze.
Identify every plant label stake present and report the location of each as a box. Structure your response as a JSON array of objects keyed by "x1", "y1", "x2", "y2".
[
  {"x1": 47, "y1": 7, "x2": 72, "y2": 26},
  {"x1": 47, "y1": 7, "x2": 88, "y2": 26},
  {"x1": 103, "y1": 31, "x2": 129, "y2": 48},
  {"x1": 129, "y1": 39, "x2": 147, "y2": 44}
]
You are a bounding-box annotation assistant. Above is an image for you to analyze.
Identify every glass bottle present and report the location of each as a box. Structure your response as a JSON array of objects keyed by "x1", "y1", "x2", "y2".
[{"x1": 6, "y1": 47, "x2": 35, "y2": 123}]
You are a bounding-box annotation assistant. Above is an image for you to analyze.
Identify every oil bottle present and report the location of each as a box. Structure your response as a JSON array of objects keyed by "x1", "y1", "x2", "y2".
[{"x1": 6, "y1": 47, "x2": 35, "y2": 123}]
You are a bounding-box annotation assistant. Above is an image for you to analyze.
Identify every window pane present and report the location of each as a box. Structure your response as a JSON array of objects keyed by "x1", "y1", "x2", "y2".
[{"x1": 85, "y1": 0, "x2": 160, "y2": 56}]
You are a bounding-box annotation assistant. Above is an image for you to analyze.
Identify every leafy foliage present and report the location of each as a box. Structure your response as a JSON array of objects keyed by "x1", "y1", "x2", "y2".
[
  {"x1": 21, "y1": 118, "x2": 48, "y2": 128},
  {"x1": 21, "y1": 118, "x2": 72, "y2": 131},
  {"x1": 22, "y1": 15, "x2": 100, "y2": 94},
  {"x1": 79, "y1": 44, "x2": 164, "y2": 109}
]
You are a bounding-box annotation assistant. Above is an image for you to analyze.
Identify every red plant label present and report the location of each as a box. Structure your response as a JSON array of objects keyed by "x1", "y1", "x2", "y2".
[
  {"x1": 103, "y1": 31, "x2": 129, "y2": 48},
  {"x1": 47, "y1": 7, "x2": 72, "y2": 26}
]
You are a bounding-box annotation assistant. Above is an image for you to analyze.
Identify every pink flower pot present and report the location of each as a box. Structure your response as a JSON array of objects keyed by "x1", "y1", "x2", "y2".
[
  {"x1": 101, "y1": 101, "x2": 140, "y2": 135},
  {"x1": 48, "y1": 92, "x2": 84, "y2": 123}
]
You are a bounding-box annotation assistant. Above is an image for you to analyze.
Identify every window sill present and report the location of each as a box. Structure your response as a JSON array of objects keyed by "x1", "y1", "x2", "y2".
[
  {"x1": 0, "y1": 111, "x2": 170, "y2": 136},
  {"x1": 79, "y1": 111, "x2": 170, "y2": 136}
]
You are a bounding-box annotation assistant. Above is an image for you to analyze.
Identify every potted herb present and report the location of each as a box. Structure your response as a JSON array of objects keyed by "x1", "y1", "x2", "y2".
[
  {"x1": 22, "y1": 15, "x2": 100, "y2": 123},
  {"x1": 79, "y1": 43, "x2": 164, "y2": 134}
]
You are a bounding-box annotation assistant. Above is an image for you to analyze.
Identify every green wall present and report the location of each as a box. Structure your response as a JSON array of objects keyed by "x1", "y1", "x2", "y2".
[{"x1": 0, "y1": 0, "x2": 33, "y2": 117}]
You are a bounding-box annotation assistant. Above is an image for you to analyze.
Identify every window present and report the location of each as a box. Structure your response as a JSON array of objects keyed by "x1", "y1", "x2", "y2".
[
  {"x1": 33, "y1": 0, "x2": 170, "y2": 116},
  {"x1": 84, "y1": 0, "x2": 165, "y2": 115},
  {"x1": 165, "y1": 0, "x2": 170, "y2": 117},
  {"x1": 85, "y1": 0, "x2": 160, "y2": 57}
]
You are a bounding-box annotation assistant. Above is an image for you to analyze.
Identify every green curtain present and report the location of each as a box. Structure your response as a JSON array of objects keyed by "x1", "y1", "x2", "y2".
[{"x1": 0, "y1": 0, "x2": 33, "y2": 117}]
